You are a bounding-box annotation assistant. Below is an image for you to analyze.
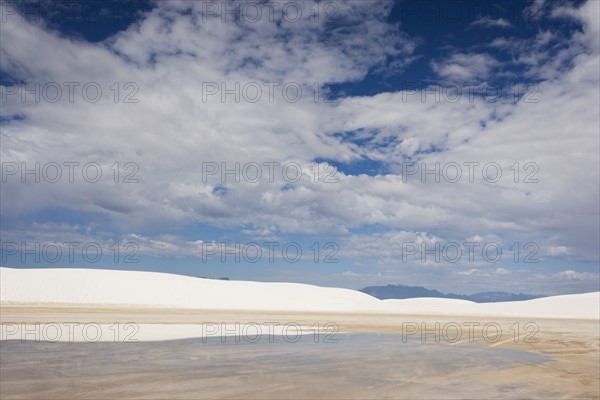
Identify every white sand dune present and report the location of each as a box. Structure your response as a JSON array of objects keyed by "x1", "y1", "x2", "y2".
[
  {"x1": 1, "y1": 267, "x2": 598, "y2": 319},
  {"x1": 382, "y1": 293, "x2": 600, "y2": 319},
  {"x1": 0, "y1": 267, "x2": 381, "y2": 312}
]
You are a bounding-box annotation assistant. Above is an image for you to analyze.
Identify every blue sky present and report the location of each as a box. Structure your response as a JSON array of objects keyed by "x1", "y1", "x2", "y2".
[{"x1": 1, "y1": 0, "x2": 599, "y2": 295}]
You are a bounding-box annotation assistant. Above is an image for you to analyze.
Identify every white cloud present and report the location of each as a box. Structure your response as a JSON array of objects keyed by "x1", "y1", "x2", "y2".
[
  {"x1": 341, "y1": 270, "x2": 381, "y2": 278},
  {"x1": 522, "y1": 0, "x2": 549, "y2": 21},
  {"x1": 456, "y1": 268, "x2": 509, "y2": 277},
  {"x1": 457, "y1": 269, "x2": 481, "y2": 276},
  {"x1": 468, "y1": 17, "x2": 512, "y2": 29},
  {"x1": 0, "y1": 0, "x2": 598, "y2": 288},
  {"x1": 431, "y1": 53, "x2": 499, "y2": 80},
  {"x1": 555, "y1": 270, "x2": 597, "y2": 281}
]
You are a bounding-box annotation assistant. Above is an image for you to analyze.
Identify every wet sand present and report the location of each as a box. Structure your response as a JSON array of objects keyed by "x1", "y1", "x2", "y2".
[{"x1": 1, "y1": 304, "x2": 599, "y2": 399}]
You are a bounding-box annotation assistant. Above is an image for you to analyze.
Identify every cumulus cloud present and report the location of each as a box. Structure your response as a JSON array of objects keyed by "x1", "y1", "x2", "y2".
[
  {"x1": 555, "y1": 270, "x2": 597, "y2": 281},
  {"x1": 1, "y1": 0, "x2": 598, "y2": 293}
]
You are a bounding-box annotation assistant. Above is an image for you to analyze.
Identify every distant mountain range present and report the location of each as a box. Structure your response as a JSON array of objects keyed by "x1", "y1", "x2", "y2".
[{"x1": 359, "y1": 284, "x2": 543, "y2": 303}]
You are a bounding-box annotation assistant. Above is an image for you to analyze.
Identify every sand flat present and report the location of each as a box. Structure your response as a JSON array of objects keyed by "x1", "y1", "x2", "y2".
[{"x1": 1, "y1": 303, "x2": 599, "y2": 398}]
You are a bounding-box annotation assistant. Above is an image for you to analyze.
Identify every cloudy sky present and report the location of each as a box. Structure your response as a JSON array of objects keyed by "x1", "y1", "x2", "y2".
[{"x1": 1, "y1": 0, "x2": 598, "y2": 295}]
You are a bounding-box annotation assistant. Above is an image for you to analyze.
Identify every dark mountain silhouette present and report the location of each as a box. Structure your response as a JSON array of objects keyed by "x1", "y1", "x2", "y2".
[{"x1": 359, "y1": 284, "x2": 542, "y2": 303}]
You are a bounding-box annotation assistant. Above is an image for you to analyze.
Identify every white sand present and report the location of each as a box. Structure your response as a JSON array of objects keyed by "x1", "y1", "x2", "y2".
[
  {"x1": 382, "y1": 293, "x2": 600, "y2": 319},
  {"x1": 0, "y1": 267, "x2": 381, "y2": 312},
  {"x1": 2, "y1": 267, "x2": 598, "y2": 319},
  {"x1": 0, "y1": 322, "x2": 319, "y2": 342}
]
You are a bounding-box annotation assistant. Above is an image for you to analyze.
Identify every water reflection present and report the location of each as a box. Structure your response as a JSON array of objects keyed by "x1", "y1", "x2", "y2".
[{"x1": 1, "y1": 333, "x2": 549, "y2": 399}]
